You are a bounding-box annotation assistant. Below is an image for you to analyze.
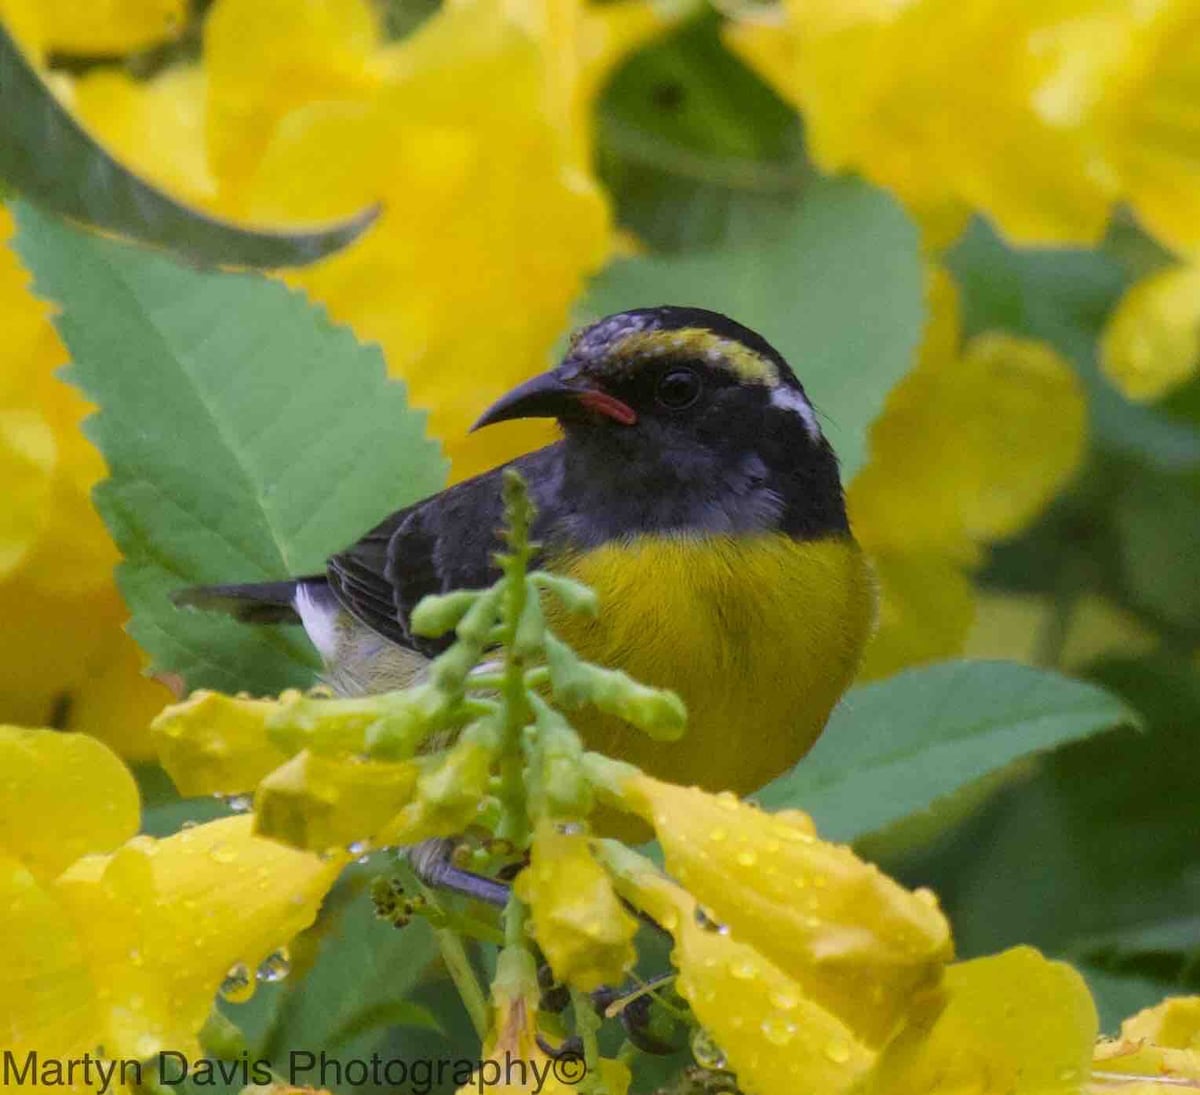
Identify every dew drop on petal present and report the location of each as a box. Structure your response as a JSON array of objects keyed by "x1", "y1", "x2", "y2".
[
  {"x1": 761, "y1": 1014, "x2": 797, "y2": 1046},
  {"x1": 690, "y1": 1029, "x2": 727, "y2": 1070},
  {"x1": 209, "y1": 843, "x2": 237, "y2": 865},
  {"x1": 219, "y1": 962, "x2": 255, "y2": 1003},
  {"x1": 729, "y1": 957, "x2": 758, "y2": 981},
  {"x1": 824, "y1": 1040, "x2": 851, "y2": 1064},
  {"x1": 256, "y1": 947, "x2": 292, "y2": 984},
  {"x1": 735, "y1": 849, "x2": 757, "y2": 867}
]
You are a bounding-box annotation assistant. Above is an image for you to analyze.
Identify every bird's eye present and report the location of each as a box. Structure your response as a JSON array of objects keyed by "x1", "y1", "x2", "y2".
[{"x1": 655, "y1": 367, "x2": 702, "y2": 410}]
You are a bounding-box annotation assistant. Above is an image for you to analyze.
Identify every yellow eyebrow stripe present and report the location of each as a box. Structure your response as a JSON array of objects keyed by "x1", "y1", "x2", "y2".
[{"x1": 609, "y1": 327, "x2": 780, "y2": 386}]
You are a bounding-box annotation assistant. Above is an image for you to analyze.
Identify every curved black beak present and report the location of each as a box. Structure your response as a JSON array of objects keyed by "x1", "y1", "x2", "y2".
[{"x1": 471, "y1": 370, "x2": 637, "y2": 431}]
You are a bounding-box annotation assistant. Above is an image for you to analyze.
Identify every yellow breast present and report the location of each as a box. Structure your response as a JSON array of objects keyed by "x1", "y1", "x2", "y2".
[{"x1": 546, "y1": 533, "x2": 877, "y2": 796}]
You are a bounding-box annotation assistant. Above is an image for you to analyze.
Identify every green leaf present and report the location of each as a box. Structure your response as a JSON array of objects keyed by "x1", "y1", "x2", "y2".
[
  {"x1": 897, "y1": 654, "x2": 1200, "y2": 1026},
  {"x1": 0, "y1": 21, "x2": 377, "y2": 267},
  {"x1": 758, "y1": 659, "x2": 1130, "y2": 842},
  {"x1": 251, "y1": 875, "x2": 444, "y2": 1065},
  {"x1": 596, "y1": 13, "x2": 806, "y2": 253},
  {"x1": 12, "y1": 202, "x2": 447, "y2": 694},
  {"x1": 579, "y1": 173, "x2": 923, "y2": 476}
]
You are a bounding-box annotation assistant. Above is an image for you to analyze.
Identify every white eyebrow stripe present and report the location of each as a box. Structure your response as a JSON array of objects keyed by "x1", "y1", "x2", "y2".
[{"x1": 770, "y1": 385, "x2": 821, "y2": 440}]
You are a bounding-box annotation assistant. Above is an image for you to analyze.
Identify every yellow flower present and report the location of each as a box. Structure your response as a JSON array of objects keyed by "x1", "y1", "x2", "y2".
[
  {"x1": 514, "y1": 817, "x2": 637, "y2": 991},
  {"x1": 460, "y1": 946, "x2": 630, "y2": 1094},
  {"x1": 0, "y1": 208, "x2": 169, "y2": 760},
  {"x1": 605, "y1": 850, "x2": 877, "y2": 1095},
  {"x1": 1101, "y1": 262, "x2": 1200, "y2": 403},
  {"x1": 73, "y1": 0, "x2": 673, "y2": 480},
  {"x1": 613, "y1": 771, "x2": 952, "y2": 1047},
  {"x1": 1094, "y1": 997, "x2": 1200, "y2": 1090},
  {"x1": 848, "y1": 267, "x2": 1087, "y2": 678},
  {"x1": 724, "y1": 1, "x2": 1116, "y2": 249},
  {"x1": 868, "y1": 946, "x2": 1098, "y2": 1095},
  {"x1": 0, "y1": 726, "x2": 339, "y2": 1063},
  {"x1": 0, "y1": 0, "x2": 185, "y2": 59}
]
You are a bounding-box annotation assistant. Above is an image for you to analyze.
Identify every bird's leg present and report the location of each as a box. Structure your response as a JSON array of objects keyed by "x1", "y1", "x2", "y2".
[{"x1": 406, "y1": 837, "x2": 511, "y2": 907}]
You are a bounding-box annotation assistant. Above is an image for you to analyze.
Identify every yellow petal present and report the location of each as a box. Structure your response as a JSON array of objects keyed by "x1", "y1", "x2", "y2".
[
  {"x1": 0, "y1": 409, "x2": 56, "y2": 582},
  {"x1": 54, "y1": 815, "x2": 340, "y2": 1059},
  {"x1": 1122, "y1": 998, "x2": 1200, "y2": 1051},
  {"x1": 855, "y1": 551, "x2": 976, "y2": 681},
  {"x1": 620, "y1": 775, "x2": 952, "y2": 1047},
  {"x1": 869, "y1": 946, "x2": 1097, "y2": 1095},
  {"x1": 203, "y1": 0, "x2": 385, "y2": 208},
  {"x1": 0, "y1": 726, "x2": 139, "y2": 880},
  {"x1": 254, "y1": 749, "x2": 419, "y2": 853},
  {"x1": 62, "y1": 629, "x2": 171, "y2": 763},
  {"x1": 1101, "y1": 263, "x2": 1200, "y2": 403},
  {"x1": 0, "y1": 854, "x2": 99, "y2": 1057},
  {"x1": 514, "y1": 819, "x2": 637, "y2": 991},
  {"x1": 35, "y1": 0, "x2": 186, "y2": 54},
  {"x1": 72, "y1": 66, "x2": 217, "y2": 207},
  {"x1": 153, "y1": 690, "x2": 292, "y2": 796},
  {"x1": 614, "y1": 862, "x2": 876, "y2": 1095}
]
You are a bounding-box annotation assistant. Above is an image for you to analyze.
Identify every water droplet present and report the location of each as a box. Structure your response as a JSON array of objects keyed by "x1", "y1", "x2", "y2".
[
  {"x1": 715, "y1": 791, "x2": 739, "y2": 812},
  {"x1": 729, "y1": 957, "x2": 758, "y2": 980},
  {"x1": 256, "y1": 947, "x2": 291, "y2": 984},
  {"x1": 761, "y1": 1014, "x2": 797, "y2": 1046},
  {"x1": 346, "y1": 840, "x2": 369, "y2": 858},
  {"x1": 180, "y1": 820, "x2": 198, "y2": 830},
  {"x1": 694, "y1": 906, "x2": 728, "y2": 934},
  {"x1": 554, "y1": 821, "x2": 584, "y2": 836},
  {"x1": 209, "y1": 843, "x2": 237, "y2": 864},
  {"x1": 690, "y1": 1029, "x2": 727, "y2": 1070},
  {"x1": 735, "y1": 849, "x2": 757, "y2": 868},
  {"x1": 824, "y1": 1040, "x2": 851, "y2": 1064},
  {"x1": 708, "y1": 827, "x2": 727, "y2": 842},
  {"x1": 768, "y1": 988, "x2": 799, "y2": 1011},
  {"x1": 218, "y1": 962, "x2": 255, "y2": 1003},
  {"x1": 225, "y1": 794, "x2": 253, "y2": 814}
]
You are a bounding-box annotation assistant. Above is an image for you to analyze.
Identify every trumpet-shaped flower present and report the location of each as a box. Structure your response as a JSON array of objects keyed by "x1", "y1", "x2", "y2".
[
  {"x1": 868, "y1": 946, "x2": 1097, "y2": 1095},
  {"x1": 514, "y1": 818, "x2": 637, "y2": 991},
  {"x1": 0, "y1": 726, "x2": 339, "y2": 1064},
  {"x1": 610, "y1": 769, "x2": 952, "y2": 1047},
  {"x1": 848, "y1": 268, "x2": 1086, "y2": 678},
  {"x1": 604, "y1": 848, "x2": 877, "y2": 1095},
  {"x1": 0, "y1": 209, "x2": 170, "y2": 759}
]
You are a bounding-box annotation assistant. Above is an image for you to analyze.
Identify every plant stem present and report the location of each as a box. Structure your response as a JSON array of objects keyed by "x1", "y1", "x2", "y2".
[
  {"x1": 570, "y1": 986, "x2": 607, "y2": 1095},
  {"x1": 434, "y1": 921, "x2": 491, "y2": 1040}
]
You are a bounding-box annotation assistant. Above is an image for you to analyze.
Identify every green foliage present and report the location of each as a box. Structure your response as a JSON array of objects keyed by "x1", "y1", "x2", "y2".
[
  {"x1": 596, "y1": 13, "x2": 805, "y2": 253},
  {"x1": 758, "y1": 659, "x2": 1130, "y2": 843},
  {"x1": 0, "y1": 21, "x2": 376, "y2": 267},
  {"x1": 580, "y1": 171, "x2": 923, "y2": 477},
  {"x1": 12, "y1": 202, "x2": 447, "y2": 695}
]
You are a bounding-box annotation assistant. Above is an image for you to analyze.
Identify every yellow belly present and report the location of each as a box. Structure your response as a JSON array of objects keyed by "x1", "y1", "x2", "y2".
[{"x1": 546, "y1": 533, "x2": 877, "y2": 796}]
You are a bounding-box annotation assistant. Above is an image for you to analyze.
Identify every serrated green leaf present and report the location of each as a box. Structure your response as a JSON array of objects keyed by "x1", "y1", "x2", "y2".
[
  {"x1": 578, "y1": 173, "x2": 923, "y2": 477},
  {"x1": 758, "y1": 659, "x2": 1130, "y2": 842},
  {"x1": 11, "y1": 202, "x2": 447, "y2": 694},
  {"x1": 0, "y1": 21, "x2": 377, "y2": 267}
]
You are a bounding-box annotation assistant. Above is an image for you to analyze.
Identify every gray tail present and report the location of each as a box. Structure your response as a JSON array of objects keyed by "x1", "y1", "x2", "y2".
[{"x1": 172, "y1": 579, "x2": 314, "y2": 624}]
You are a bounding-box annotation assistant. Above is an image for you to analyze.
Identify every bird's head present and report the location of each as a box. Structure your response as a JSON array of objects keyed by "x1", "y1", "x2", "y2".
[
  {"x1": 473, "y1": 306, "x2": 846, "y2": 539},
  {"x1": 474, "y1": 305, "x2": 824, "y2": 449}
]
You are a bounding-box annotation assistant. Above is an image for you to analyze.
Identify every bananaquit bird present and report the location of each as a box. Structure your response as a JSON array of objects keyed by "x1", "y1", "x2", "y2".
[{"x1": 176, "y1": 306, "x2": 876, "y2": 797}]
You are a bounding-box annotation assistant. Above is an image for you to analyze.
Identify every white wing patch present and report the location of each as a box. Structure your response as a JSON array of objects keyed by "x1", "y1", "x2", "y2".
[
  {"x1": 295, "y1": 582, "x2": 340, "y2": 660},
  {"x1": 770, "y1": 385, "x2": 821, "y2": 441}
]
